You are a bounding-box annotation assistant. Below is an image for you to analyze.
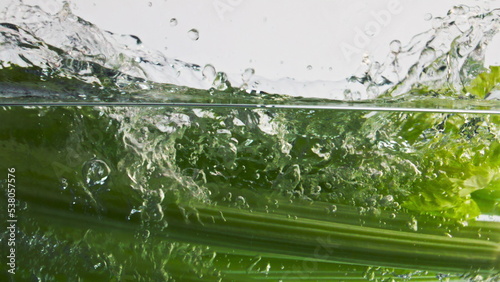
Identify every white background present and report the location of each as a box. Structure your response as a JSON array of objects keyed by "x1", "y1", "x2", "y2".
[
  {"x1": 2, "y1": 0, "x2": 500, "y2": 85},
  {"x1": 69, "y1": 0, "x2": 500, "y2": 81}
]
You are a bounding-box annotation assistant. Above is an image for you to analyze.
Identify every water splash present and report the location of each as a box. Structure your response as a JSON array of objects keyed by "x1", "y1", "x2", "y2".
[
  {"x1": 187, "y1": 29, "x2": 200, "y2": 41},
  {"x1": 0, "y1": 1, "x2": 498, "y2": 101},
  {"x1": 0, "y1": 0, "x2": 211, "y2": 90}
]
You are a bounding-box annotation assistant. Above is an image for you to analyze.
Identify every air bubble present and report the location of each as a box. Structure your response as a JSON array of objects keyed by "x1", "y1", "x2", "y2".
[
  {"x1": 188, "y1": 29, "x2": 200, "y2": 41},
  {"x1": 424, "y1": 13, "x2": 433, "y2": 21},
  {"x1": 236, "y1": 196, "x2": 247, "y2": 208},
  {"x1": 381, "y1": 195, "x2": 394, "y2": 205},
  {"x1": 408, "y1": 217, "x2": 418, "y2": 231},
  {"x1": 60, "y1": 178, "x2": 68, "y2": 190},
  {"x1": 307, "y1": 65, "x2": 313, "y2": 70},
  {"x1": 82, "y1": 159, "x2": 110, "y2": 187},
  {"x1": 330, "y1": 205, "x2": 338, "y2": 213},
  {"x1": 170, "y1": 18, "x2": 178, "y2": 26},
  {"x1": 202, "y1": 64, "x2": 216, "y2": 81}
]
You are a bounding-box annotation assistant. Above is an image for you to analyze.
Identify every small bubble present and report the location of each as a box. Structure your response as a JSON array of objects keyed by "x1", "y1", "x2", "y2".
[
  {"x1": 188, "y1": 29, "x2": 200, "y2": 41},
  {"x1": 307, "y1": 65, "x2": 313, "y2": 70},
  {"x1": 170, "y1": 18, "x2": 178, "y2": 26},
  {"x1": 137, "y1": 229, "x2": 150, "y2": 240},
  {"x1": 330, "y1": 205, "x2": 338, "y2": 213},
  {"x1": 390, "y1": 40, "x2": 401, "y2": 54},
  {"x1": 381, "y1": 195, "x2": 394, "y2": 205},
  {"x1": 236, "y1": 196, "x2": 247, "y2": 207},
  {"x1": 148, "y1": 2, "x2": 152, "y2": 7},
  {"x1": 60, "y1": 178, "x2": 68, "y2": 190},
  {"x1": 424, "y1": 13, "x2": 433, "y2": 21}
]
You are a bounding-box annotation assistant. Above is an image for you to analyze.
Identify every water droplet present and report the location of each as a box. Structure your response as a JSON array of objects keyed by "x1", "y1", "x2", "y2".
[
  {"x1": 82, "y1": 159, "x2": 110, "y2": 187},
  {"x1": 307, "y1": 65, "x2": 313, "y2": 70},
  {"x1": 202, "y1": 64, "x2": 216, "y2": 81},
  {"x1": 188, "y1": 29, "x2": 199, "y2": 41},
  {"x1": 170, "y1": 18, "x2": 178, "y2": 26},
  {"x1": 390, "y1": 40, "x2": 401, "y2": 54},
  {"x1": 242, "y1": 68, "x2": 255, "y2": 82}
]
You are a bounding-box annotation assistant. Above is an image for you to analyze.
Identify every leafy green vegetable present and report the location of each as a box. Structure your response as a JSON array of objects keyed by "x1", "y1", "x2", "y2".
[
  {"x1": 465, "y1": 66, "x2": 500, "y2": 98},
  {"x1": 0, "y1": 105, "x2": 498, "y2": 281}
]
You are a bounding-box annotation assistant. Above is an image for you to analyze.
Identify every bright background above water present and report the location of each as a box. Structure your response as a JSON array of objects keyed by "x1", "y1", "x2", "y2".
[
  {"x1": 32, "y1": 0, "x2": 500, "y2": 82},
  {"x1": 1, "y1": 0, "x2": 500, "y2": 99}
]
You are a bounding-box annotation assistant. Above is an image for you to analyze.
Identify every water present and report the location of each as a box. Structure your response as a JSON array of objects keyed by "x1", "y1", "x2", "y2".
[
  {"x1": 0, "y1": 0, "x2": 499, "y2": 281},
  {"x1": 0, "y1": 105, "x2": 499, "y2": 280}
]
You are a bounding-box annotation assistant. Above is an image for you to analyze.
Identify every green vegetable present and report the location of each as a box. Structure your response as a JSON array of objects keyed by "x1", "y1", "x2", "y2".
[
  {"x1": 466, "y1": 66, "x2": 500, "y2": 98},
  {"x1": 0, "y1": 105, "x2": 498, "y2": 281}
]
